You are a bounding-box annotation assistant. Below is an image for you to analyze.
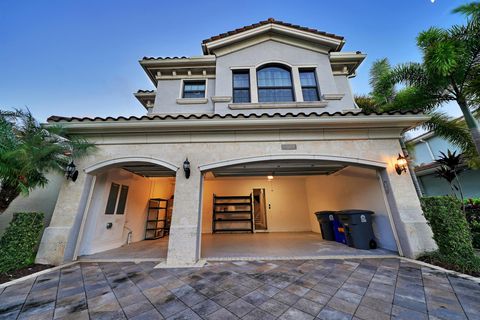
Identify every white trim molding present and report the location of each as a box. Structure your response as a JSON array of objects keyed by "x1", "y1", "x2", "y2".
[
  {"x1": 199, "y1": 154, "x2": 388, "y2": 172},
  {"x1": 229, "y1": 101, "x2": 328, "y2": 110},
  {"x1": 322, "y1": 93, "x2": 345, "y2": 100},
  {"x1": 84, "y1": 156, "x2": 179, "y2": 174}
]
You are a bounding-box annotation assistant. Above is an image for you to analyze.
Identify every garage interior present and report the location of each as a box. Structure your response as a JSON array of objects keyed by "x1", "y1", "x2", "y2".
[
  {"x1": 200, "y1": 160, "x2": 399, "y2": 260},
  {"x1": 77, "y1": 162, "x2": 176, "y2": 261}
]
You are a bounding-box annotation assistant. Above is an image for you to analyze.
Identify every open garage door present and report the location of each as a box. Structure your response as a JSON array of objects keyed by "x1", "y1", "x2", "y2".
[
  {"x1": 74, "y1": 160, "x2": 177, "y2": 261},
  {"x1": 200, "y1": 159, "x2": 399, "y2": 260}
]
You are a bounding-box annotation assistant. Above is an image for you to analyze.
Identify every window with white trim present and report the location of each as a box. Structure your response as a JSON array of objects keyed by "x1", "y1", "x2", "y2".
[
  {"x1": 182, "y1": 80, "x2": 206, "y2": 98},
  {"x1": 105, "y1": 183, "x2": 129, "y2": 215},
  {"x1": 232, "y1": 70, "x2": 250, "y2": 103},
  {"x1": 299, "y1": 69, "x2": 320, "y2": 101},
  {"x1": 257, "y1": 65, "x2": 294, "y2": 103}
]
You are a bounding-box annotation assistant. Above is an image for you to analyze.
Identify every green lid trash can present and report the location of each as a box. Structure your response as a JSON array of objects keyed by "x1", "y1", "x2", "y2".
[
  {"x1": 336, "y1": 210, "x2": 377, "y2": 249},
  {"x1": 314, "y1": 211, "x2": 336, "y2": 241}
]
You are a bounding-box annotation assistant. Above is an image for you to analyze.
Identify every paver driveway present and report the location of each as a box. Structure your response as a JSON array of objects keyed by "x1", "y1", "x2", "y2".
[{"x1": 0, "y1": 258, "x2": 478, "y2": 319}]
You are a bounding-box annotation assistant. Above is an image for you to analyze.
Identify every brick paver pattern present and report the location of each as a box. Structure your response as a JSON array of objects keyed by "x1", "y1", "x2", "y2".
[{"x1": 0, "y1": 258, "x2": 478, "y2": 319}]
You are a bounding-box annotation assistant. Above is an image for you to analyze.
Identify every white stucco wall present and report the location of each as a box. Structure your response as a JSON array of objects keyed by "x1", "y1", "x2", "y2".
[
  {"x1": 202, "y1": 177, "x2": 312, "y2": 233},
  {"x1": 149, "y1": 40, "x2": 357, "y2": 116},
  {"x1": 305, "y1": 167, "x2": 398, "y2": 251},
  {"x1": 0, "y1": 172, "x2": 62, "y2": 237},
  {"x1": 153, "y1": 79, "x2": 215, "y2": 114}
]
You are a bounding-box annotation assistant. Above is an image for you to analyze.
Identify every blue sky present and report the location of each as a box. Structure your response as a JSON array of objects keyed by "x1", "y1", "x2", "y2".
[{"x1": 0, "y1": 0, "x2": 471, "y2": 122}]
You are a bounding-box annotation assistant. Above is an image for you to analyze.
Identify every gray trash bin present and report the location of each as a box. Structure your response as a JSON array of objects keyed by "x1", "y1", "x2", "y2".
[
  {"x1": 336, "y1": 210, "x2": 377, "y2": 249},
  {"x1": 314, "y1": 211, "x2": 336, "y2": 241}
]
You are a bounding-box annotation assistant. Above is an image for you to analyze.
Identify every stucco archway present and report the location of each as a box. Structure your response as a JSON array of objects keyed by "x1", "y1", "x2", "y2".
[
  {"x1": 196, "y1": 154, "x2": 403, "y2": 260},
  {"x1": 67, "y1": 157, "x2": 178, "y2": 261}
]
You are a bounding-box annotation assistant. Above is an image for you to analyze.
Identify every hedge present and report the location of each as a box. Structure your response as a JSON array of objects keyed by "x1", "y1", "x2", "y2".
[
  {"x1": 465, "y1": 198, "x2": 480, "y2": 249},
  {"x1": 421, "y1": 196, "x2": 475, "y2": 259},
  {"x1": 0, "y1": 212, "x2": 44, "y2": 274}
]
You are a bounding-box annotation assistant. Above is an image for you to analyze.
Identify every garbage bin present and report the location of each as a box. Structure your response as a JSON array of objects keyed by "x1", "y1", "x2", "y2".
[
  {"x1": 336, "y1": 210, "x2": 377, "y2": 250},
  {"x1": 314, "y1": 211, "x2": 336, "y2": 241},
  {"x1": 332, "y1": 217, "x2": 347, "y2": 245}
]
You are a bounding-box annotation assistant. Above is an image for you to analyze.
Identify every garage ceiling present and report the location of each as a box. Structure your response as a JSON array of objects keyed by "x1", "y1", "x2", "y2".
[
  {"x1": 210, "y1": 160, "x2": 347, "y2": 177},
  {"x1": 121, "y1": 162, "x2": 176, "y2": 177}
]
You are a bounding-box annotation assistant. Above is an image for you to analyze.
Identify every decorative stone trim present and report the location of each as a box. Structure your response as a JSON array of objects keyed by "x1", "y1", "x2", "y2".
[
  {"x1": 228, "y1": 101, "x2": 328, "y2": 110},
  {"x1": 322, "y1": 93, "x2": 345, "y2": 100},
  {"x1": 211, "y1": 96, "x2": 232, "y2": 103},
  {"x1": 176, "y1": 98, "x2": 208, "y2": 105}
]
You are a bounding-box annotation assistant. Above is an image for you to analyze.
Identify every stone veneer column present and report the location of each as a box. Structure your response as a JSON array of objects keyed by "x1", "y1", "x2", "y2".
[
  {"x1": 165, "y1": 165, "x2": 203, "y2": 266},
  {"x1": 380, "y1": 166, "x2": 437, "y2": 258},
  {"x1": 36, "y1": 172, "x2": 93, "y2": 265}
]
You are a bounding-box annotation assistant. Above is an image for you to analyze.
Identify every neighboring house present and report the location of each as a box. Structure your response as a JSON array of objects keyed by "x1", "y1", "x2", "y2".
[
  {"x1": 0, "y1": 173, "x2": 62, "y2": 237},
  {"x1": 36, "y1": 19, "x2": 436, "y2": 266},
  {"x1": 409, "y1": 126, "x2": 480, "y2": 198}
]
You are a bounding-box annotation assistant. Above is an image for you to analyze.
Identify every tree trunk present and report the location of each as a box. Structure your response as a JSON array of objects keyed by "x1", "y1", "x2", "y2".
[
  {"x1": 400, "y1": 138, "x2": 424, "y2": 198},
  {"x1": 0, "y1": 183, "x2": 21, "y2": 213},
  {"x1": 457, "y1": 98, "x2": 480, "y2": 156}
]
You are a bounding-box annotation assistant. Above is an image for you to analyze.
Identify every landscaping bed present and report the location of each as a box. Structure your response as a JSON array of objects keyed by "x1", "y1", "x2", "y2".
[{"x1": 0, "y1": 264, "x2": 53, "y2": 284}]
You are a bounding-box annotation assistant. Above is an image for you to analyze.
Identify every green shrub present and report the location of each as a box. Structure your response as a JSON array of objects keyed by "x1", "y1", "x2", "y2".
[
  {"x1": 465, "y1": 198, "x2": 480, "y2": 248},
  {"x1": 421, "y1": 196, "x2": 475, "y2": 259},
  {"x1": 0, "y1": 212, "x2": 44, "y2": 274}
]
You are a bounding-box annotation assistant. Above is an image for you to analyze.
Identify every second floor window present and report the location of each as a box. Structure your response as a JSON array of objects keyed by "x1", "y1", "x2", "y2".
[
  {"x1": 257, "y1": 65, "x2": 294, "y2": 103},
  {"x1": 182, "y1": 80, "x2": 206, "y2": 98},
  {"x1": 232, "y1": 70, "x2": 250, "y2": 103},
  {"x1": 299, "y1": 70, "x2": 320, "y2": 101}
]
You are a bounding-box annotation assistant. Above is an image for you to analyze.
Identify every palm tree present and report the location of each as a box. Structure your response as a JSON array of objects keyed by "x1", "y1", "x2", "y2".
[
  {"x1": 380, "y1": 2, "x2": 480, "y2": 158},
  {"x1": 435, "y1": 150, "x2": 465, "y2": 205},
  {"x1": 0, "y1": 109, "x2": 95, "y2": 213}
]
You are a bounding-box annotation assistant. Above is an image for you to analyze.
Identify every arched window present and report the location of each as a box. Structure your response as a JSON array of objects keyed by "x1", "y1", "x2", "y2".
[{"x1": 257, "y1": 65, "x2": 294, "y2": 103}]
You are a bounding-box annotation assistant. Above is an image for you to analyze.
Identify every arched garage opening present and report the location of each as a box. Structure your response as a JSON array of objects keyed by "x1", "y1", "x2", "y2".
[
  {"x1": 74, "y1": 157, "x2": 177, "y2": 260},
  {"x1": 199, "y1": 156, "x2": 400, "y2": 260}
]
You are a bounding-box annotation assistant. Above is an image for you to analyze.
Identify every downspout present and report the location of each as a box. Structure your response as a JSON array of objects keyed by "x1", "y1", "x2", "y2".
[{"x1": 399, "y1": 138, "x2": 424, "y2": 198}]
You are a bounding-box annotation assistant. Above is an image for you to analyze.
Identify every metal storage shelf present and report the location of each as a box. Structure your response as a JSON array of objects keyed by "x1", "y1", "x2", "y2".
[
  {"x1": 212, "y1": 194, "x2": 253, "y2": 233},
  {"x1": 145, "y1": 198, "x2": 173, "y2": 240}
]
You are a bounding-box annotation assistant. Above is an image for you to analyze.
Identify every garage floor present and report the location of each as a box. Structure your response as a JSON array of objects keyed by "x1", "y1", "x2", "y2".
[
  {"x1": 201, "y1": 232, "x2": 395, "y2": 260},
  {"x1": 80, "y1": 232, "x2": 396, "y2": 261}
]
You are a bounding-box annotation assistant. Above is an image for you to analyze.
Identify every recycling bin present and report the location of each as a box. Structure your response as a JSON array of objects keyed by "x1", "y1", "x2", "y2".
[
  {"x1": 332, "y1": 217, "x2": 347, "y2": 245},
  {"x1": 336, "y1": 210, "x2": 377, "y2": 250},
  {"x1": 314, "y1": 211, "x2": 336, "y2": 241}
]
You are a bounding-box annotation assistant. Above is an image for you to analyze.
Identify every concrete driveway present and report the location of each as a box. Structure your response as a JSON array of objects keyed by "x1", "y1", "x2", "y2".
[{"x1": 0, "y1": 258, "x2": 478, "y2": 319}]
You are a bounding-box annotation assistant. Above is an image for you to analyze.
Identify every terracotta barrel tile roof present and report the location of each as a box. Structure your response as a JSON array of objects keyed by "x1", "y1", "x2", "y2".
[
  {"x1": 47, "y1": 110, "x2": 422, "y2": 123},
  {"x1": 202, "y1": 18, "x2": 344, "y2": 44}
]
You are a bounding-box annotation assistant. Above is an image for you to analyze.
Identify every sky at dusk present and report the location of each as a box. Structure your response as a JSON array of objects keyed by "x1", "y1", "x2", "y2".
[{"x1": 0, "y1": 0, "x2": 472, "y2": 122}]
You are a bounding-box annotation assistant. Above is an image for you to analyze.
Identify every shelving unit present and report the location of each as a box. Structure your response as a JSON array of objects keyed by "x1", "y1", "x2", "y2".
[
  {"x1": 145, "y1": 198, "x2": 168, "y2": 240},
  {"x1": 212, "y1": 194, "x2": 254, "y2": 233}
]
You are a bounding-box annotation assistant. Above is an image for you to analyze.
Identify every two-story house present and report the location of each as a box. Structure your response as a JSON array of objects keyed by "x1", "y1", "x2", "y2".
[{"x1": 36, "y1": 19, "x2": 436, "y2": 267}]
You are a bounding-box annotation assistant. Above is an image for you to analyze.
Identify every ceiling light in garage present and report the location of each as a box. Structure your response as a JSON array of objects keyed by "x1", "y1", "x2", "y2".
[{"x1": 267, "y1": 175, "x2": 274, "y2": 180}]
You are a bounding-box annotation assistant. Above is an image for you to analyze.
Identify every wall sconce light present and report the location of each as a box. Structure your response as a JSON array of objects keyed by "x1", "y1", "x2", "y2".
[
  {"x1": 65, "y1": 161, "x2": 79, "y2": 182},
  {"x1": 183, "y1": 158, "x2": 191, "y2": 179},
  {"x1": 395, "y1": 153, "x2": 408, "y2": 175}
]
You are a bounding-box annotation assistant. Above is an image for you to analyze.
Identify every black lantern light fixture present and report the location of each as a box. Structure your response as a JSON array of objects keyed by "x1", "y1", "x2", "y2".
[
  {"x1": 395, "y1": 153, "x2": 408, "y2": 175},
  {"x1": 183, "y1": 158, "x2": 191, "y2": 179},
  {"x1": 65, "y1": 161, "x2": 79, "y2": 182}
]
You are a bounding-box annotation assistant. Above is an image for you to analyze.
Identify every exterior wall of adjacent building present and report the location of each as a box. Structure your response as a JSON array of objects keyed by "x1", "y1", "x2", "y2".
[
  {"x1": 0, "y1": 172, "x2": 62, "y2": 237},
  {"x1": 411, "y1": 134, "x2": 480, "y2": 198},
  {"x1": 36, "y1": 127, "x2": 437, "y2": 265}
]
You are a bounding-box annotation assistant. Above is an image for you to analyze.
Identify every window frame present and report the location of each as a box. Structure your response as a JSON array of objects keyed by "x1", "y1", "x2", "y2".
[
  {"x1": 105, "y1": 182, "x2": 130, "y2": 215},
  {"x1": 105, "y1": 183, "x2": 120, "y2": 215},
  {"x1": 115, "y1": 185, "x2": 129, "y2": 215},
  {"x1": 299, "y1": 69, "x2": 320, "y2": 102},
  {"x1": 232, "y1": 70, "x2": 251, "y2": 103},
  {"x1": 256, "y1": 64, "x2": 295, "y2": 103},
  {"x1": 181, "y1": 79, "x2": 207, "y2": 99}
]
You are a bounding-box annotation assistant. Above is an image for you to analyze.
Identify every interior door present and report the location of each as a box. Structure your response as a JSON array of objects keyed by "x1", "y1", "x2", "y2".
[{"x1": 253, "y1": 188, "x2": 267, "y2": 230}]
